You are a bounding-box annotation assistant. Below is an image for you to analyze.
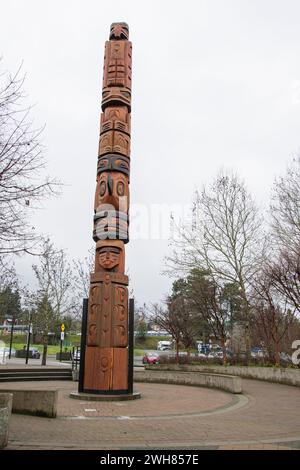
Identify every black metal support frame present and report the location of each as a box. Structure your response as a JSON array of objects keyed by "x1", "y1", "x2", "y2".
[
  {"x1": 128, "y1": 297, "x2": 134, "y2": 394},
  {"x1": 78, "y1": 298, "x2": 88, "y2": 393}
]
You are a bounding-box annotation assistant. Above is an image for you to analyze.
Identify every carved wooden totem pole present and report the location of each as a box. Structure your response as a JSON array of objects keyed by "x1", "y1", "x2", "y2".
[{"x1": 81, "y1": 23, "x2": 132, "y2": 394}]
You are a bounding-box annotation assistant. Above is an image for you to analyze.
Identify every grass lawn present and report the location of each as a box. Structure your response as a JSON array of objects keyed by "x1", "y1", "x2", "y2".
[
  {"x1": 134, "y1": 335, "x2": 172, "y2": 350},
  {"x1": 3, "y1": 342, "x2": 71, "y2": 355},
  {"x1": 1, "y1": 334, "x2": 177, "y2": 357},
  {"x1": 133, "y1": 349, "x2": 145, "y2": 356},
  {"x1": 3, "y1": 342, "x2": 149, "y2": 357}
]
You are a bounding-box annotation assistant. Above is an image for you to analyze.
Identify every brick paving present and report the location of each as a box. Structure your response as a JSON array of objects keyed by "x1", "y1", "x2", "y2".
[
  {"x1": 0, "y1": 381, "x2": 232, "y2": 417},
  {"x1": 1, "y1": 379, "x2": 300, "y2": 450}
]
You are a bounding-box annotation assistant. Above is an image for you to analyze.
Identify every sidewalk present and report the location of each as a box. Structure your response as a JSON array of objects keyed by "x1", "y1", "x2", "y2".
[
  {"x1": 0, "y1": 358, "x2": 71, "y2": 368},
  {"x1": 1, "y1": 378, "x2": 300, "y2": 450}
]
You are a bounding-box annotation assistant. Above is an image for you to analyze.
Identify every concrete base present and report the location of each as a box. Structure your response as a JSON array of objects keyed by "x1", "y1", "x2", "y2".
[
  {"x1": 0, "y1": 389, "x2": 58, "y2": 418},
  {"x1": 147, "y1": 364, "x2": 300, "y2": 388},
  {"x1": 136, "y1": 370, "x2": 242, "y2": 394},
  {"x1": 70, "y1": 391, "x2": 141, "y2": 401}
]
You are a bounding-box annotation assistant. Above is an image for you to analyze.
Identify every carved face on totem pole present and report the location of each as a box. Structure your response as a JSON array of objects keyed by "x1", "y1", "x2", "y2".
[
  {"x1": 94, "y1": 171, "x2": 129, "y2": 213},
  {"x1": 102, "y1": 87, "x2": 131, "y2": 110},
  {"x1": 95, "y1": 240, "x2": 125, "y2": 273},
  {"x1": 109, "y1": 22, "x2": 129, "y2": 40},
  {"x1": 97, "y1": 155, "x2": 130, "y2": 177},
  {"x1": 98, "y1": 246, "x2": 120, "y2": 270}
]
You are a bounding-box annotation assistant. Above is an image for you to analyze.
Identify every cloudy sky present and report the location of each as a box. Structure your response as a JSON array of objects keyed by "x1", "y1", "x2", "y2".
[{"x1": 1, "y1": 0, "x2": 300, "y2": 306}]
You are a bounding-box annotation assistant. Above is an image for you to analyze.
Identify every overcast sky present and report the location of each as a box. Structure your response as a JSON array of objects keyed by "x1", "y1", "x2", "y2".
[{"x1": 1, "y1": 0, "x2": 300, "y2": 307}]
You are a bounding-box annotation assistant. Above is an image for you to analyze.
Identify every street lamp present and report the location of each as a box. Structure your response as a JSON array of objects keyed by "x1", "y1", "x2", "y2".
[
  {"x1": 9, "y1": 316, "x2": 16, "y2": 359},
  {"x1": 25, "y1": 316, "x2": 33, "y2": 365}
]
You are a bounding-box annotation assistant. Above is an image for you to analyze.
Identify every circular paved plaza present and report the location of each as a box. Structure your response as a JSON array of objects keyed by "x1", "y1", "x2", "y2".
[{"x1": 1, "y1": 379, "x2": 300, "y2": 450}]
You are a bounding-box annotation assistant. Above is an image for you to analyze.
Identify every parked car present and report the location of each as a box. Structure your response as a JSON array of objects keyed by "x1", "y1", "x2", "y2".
[
  {"x1": 142, "y1": 352, "x2": 160, "y2": 365},
  {"x1": 208, "y1": 350, "x2": 223, "y2": 358},
  {"x1": 29, "y1": 347, "x2": 41, "y2": 359},
  {"x1": 207, "y1": 349, "x2": 233, "y2": 359},
  {"x1": 157, "y1": 341, "x2": 172, "y2": 351},
  {"x1": 251, "y1": 347, "x2": 265, "y2": 358},
  {"x1": 280, "y1": 352, "x2": 292, "y2": 363}
]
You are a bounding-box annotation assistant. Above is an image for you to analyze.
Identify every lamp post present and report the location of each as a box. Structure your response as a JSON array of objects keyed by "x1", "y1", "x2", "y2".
[
  {"x1": 25, "y1": 318, "x2": 33, "y2": 365},
  {"x1": 8, "y1": 317, "x2": 15, "y2": 359},
  {"x1": 60, "y1": 323, "x2": 65, "y2": 362}
]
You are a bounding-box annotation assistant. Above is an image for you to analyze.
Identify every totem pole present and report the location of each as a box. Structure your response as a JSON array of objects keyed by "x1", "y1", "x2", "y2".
[{"x1": 81, "y1": 23, "x2": 132, "y2": 394}]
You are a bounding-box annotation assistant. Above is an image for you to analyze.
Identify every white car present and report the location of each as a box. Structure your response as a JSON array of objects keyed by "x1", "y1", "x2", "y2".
[
  {"x1": 157, "y1": 341, "x2": 172, "y2": 351},
  {"x1": 208, "y1": 351, "x2": 223, "y2": 358}
]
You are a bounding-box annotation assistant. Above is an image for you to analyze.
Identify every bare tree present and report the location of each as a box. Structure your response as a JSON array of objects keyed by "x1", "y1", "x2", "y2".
[
  {"x1": 133, "y1": 303, "x2": 149, "y2": 341},
  {"x1": 266, "y1": 158, "x2": 300, "y2": 315},
  {"x1": 169, "y1": 296, "x2": 197, "y2": 357},
  {"x1": 150, "y1": 302, "x2": 183, "y2": 363},
  {"x1": 266, "y1": 248, "x2": 300, "y2": 313},
  {"x1": 0, "y1": 62, "x2": 59, "y2": 255},
  {"x1": 280, "y1": 317, "x2": 300, "y2": 356},
  {"x1": 166, "y1": 172, "x2": 263, "y2": 359},
  {"x1": 251, "y1": 272, "x2": 296, "y2": 365},
  {"x1": 31, "y1": 238, "x2": 73, "y2": 365},
  {"x1": 168, "y1": 278, "x2": 202, "y2": 357},
  {"x1": 72, "y1": 247, "x2": 94, "y2": 318},
  {"x1": 186, "y1": 269, "x2": 232, "y2": 364},
  {"x1": 150, "y1": 278, "x2": 202, "y2": 362},
  {"x1": 0, "y1": 256, "x2": 17, "y2": 290},
  {"x1": 271, "y1": 157, "x2": 300, "y2": 254}
]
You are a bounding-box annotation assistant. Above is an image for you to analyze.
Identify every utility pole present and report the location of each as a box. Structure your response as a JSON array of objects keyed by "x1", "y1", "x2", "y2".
[
  {"x1": 8, "y1": 316, "x2": 15, "y2": 359},
  {"x1": 25, "y1": 316, "x2": 33, "y2": 365},
  {"x1": 60, "y1": 323, "x2": 65, "y2": 362}
]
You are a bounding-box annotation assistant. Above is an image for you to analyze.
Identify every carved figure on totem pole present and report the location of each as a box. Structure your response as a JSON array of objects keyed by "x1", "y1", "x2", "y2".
[{"x1": 82, "y1": 23, "x2": 132, "y2": 393}]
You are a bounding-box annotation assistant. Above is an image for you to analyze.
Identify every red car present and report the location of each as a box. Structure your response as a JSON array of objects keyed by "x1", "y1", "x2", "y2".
[{"x1": 142, "y1": 352, "x2": 160, "y2": 365}]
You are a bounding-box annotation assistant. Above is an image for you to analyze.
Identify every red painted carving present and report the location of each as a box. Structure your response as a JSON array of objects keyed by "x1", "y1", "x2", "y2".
[
  {"x1": 94, "y1": 172, "x2": 129, "y2": 213},
  {"x1": 98, "y1": 130, "x2": 130, "y2": 157},
  {"x1": 87, "y1": 323, "x2": 98, "y2": 346},
  {"x1": 102, "y1": 87, "x2": 131, "y2": 111},
  {"x1": 95, "y1": 240, "x2": 125, "y2": 273},
  {"x1": 103, "y1": 41, "x2": 132, "y2": 90},
  {"x1": 100, "y1": 107, "x2": 131, "y2": 135},
  {"x1": 83, "y1": 23, "x2": 132, "y2": 393}
]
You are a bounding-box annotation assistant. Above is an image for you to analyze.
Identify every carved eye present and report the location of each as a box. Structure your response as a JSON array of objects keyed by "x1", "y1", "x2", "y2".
[
  {"x1": 100, "y1": 181, "x2": 106, "y2": 196},
  {"x1": 99, "y1": 158, "x2": 108, "y2": 169},
  {"x1": 116, "y1": 159, "x2": 129, "y2": 170},
  {"x1": 117, "y1": 181, "x2": 125, "y2": 196}
]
